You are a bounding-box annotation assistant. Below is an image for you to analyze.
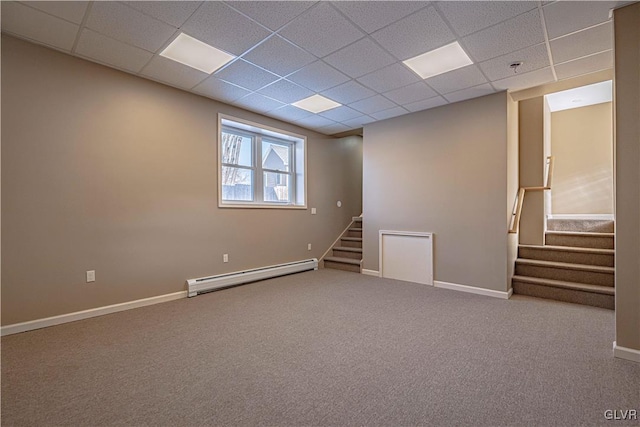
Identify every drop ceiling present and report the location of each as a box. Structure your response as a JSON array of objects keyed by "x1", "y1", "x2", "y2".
[{"x1": 1, "y1": 1, "x2": 631, "y2": 135}]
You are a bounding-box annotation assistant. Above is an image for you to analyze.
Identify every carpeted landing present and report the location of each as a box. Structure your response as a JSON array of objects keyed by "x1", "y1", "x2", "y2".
[{"x1": 2, "y1": 269, "x2": 639, "y2": 426}]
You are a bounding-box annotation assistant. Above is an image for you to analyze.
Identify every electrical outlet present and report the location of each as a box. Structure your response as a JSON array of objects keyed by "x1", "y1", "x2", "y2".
[
  {"x1": 86, "y1": 270, "x2": 95, "y2": 283},
  {"x1": 308, "y1": 243, "x2": 312, "y2": 251},
  {"x1": 311, "y1": 208, "x2": 317, "y2": 215},
  {"x1": 223, "y1": 254, "x2": 229, "y2": 263}
]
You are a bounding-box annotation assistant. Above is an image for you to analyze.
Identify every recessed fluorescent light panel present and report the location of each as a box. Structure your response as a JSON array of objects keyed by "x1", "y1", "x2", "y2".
[
  {"x1": 160, "y1": 33, "x2": 235, "y2": 74},
  {"x1": 292, "y1": 94, "x2": 341, "y2": 113},
  {"x1": 403, "y1": 41, "x2": 473, "y2": 79},
  {"x1": 545, "y1": 80, "x2": 612, "y2": 112}
]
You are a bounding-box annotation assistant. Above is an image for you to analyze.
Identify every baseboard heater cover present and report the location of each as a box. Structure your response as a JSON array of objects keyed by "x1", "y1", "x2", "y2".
[{"x1": 187, "y1": 258, "x2": 318, "y2": 297}]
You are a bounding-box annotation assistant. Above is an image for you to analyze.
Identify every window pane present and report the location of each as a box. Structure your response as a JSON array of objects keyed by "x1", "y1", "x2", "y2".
[
  {"x1": 263, "y1": 172, "x2": 290, "y2": 202},
  {"x1": 262, "y1": 140, "x2": 290, "y2": 172},
  {"x1": 222, "y1": 166, "x2": 253, "y2": 201},
  {"x1": 222, "y1": 131, "x2": 252, "y2": 166}
]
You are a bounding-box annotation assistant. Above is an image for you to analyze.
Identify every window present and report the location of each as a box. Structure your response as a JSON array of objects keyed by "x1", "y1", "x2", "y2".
[{"x1": 218, "y1": 115, "x2": 306, "y2": 208}]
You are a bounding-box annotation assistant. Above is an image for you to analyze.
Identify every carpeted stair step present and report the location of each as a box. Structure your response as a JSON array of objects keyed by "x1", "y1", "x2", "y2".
[
  {"x1": 515, "y1": 258, "x2": 614, "y2": 287},
  {"x1": 547, "y1": 219, "x2": 614, "y2": 233},
  {"x1": 346, "y1": 227, "x2": 362, "y2": 238},
  {"x1": 332, "y1": 246, "x2": 363, "y2": 260},
  {"x1": 518, "y1": 245, "x2": 614, "y2": 267},
  {"x1": 340, "y1": 237, "x2": 362, "y2": 248},
  {"x1": 324, "y1": 256, "x2": 361, "y2": 273},
  {"x1": 545, "y1": 231, "x2": 614, "y2": 249},
  {"x1": 512, "y1": 275, "x2": 614, "y2": 309}
]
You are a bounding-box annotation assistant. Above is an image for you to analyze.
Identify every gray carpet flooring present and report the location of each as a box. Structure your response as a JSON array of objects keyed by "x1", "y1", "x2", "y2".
[{"x1": 2, "y1": 269, "x2": 639, "y2": 426}]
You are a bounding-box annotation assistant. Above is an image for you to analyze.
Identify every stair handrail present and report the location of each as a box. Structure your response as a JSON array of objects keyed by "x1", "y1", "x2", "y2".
[{"x1": 509, "y1": 156, "x2": 554, "y2": 234}]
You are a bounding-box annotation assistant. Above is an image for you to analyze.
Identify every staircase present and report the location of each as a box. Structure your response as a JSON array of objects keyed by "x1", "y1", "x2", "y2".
[
  {"x1": 512, "y1": 218, "x2": 615, "y2": 309},
  {"x1": 323, "y1": 217, "x2": 363, "y2": 273}
]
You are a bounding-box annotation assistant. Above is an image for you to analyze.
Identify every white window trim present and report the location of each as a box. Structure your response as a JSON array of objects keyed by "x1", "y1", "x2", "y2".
[{"x1": 217, "y1": 113, "x2": 307, "y2": 209}]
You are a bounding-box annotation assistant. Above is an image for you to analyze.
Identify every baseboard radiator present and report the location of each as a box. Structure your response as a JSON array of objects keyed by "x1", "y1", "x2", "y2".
[{"x1": 187, "y1": 258, "x2": 318, "y2": 297}]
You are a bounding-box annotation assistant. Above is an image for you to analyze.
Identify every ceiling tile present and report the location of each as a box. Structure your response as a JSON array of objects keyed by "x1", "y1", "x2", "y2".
[
  {"x1": 22, "y1": 1, "x2": 89, "y2": 24},
  {"x1": 383, "y1": 82, "x2": 438, "y2": 105},
  {"x1": 492, "y1": 67, "x2": 555, "y2": 91},
  {"x1": 278, "y1": 3, "x2": 364, "y2": 57},
  {"x1": 1, "y1": 2, "x2": 79, "y2": 51},
  {"x1": 86, "y1": 2, "x2": 175, "y2": 52},
  {"x1": 555, "y1": 50, "x2": 613, "y2": 80},
  {"x1": 192, "y1": 77, "x2": 252, "y2": 103},
  {"x1": 543, "y1": 1, "x2": 616, "y2": 39},
  {"x1": 10, "y1": 0, "x2": 621, "y2": 119},
  {"x1": 288, "y1": 61, "x2": 350, "y2": 92},
  {"x1": 437, "y1": 1, "x2": 537, "y2": 37},
  {"x1": 268, "y1": 105, "x2": 314, "y2": 122},
  {"x1": 342, "y1": 115, "x2": 375, "y2": 128},
  {"x1": 258, "y1": 80, "x2": 314, "y2": 104},
  {"x1": 234, "y1": 93, "x2": 286, "y2": 113},
  {"x1": 357, "y1": 63, "x2": 421, "y2": 93},
  {"x1": 443, "y1": 83, "x2": 496, "y2": 103},
  {"x1": 76, "y1": 29, "x2": 153, "y2": 73},
  {"x1": 371, "y1": 6, "x2": 455, "y2": 61},
  {"x1": 425, "y1": 65, "x2": 488, "y2": 94},
  {"x1": 550, "y1": 22, "x2": 612, "y2": 64},
  {"x1": 141, "y1": 55, "x2": 208, "y2": 89},
  {"x1": 182, "y1": 1, "x2": 271, "y2": 56},
  {"x1": 214, "y1": 60, "x2": 279, "y2": 91},
  {"x1": 463, "y1": 9, "x2": 544, "y2": 62},
  {"x1": 478, "y1": 43, "x2": 550, "y2": 81},
  {"x1": 321, "y1": 81, "x2": 376, "y2": 105},
  {"x1": 323, "y1": 38, "x2": 396, "y2": 78},
  {"x1": 123, "y1": 1, "x2": 202, "y2": 28},
  {"x1": 225, "y1": 1, "x2": 316, "y2": 31},
  {"x1": 349, "y1": 95, "x2": 396, "y2": 115},
  {"x1": 318, "y1": 123, "x2": 351, "y2": 135},
  {"x1": 333, "y1": 1, "x2": 428, "y2": 33},
  {"x1": 319, "y1": 106, "x2": 363, "y2": 122},
  {"x1": 370, "y1": 106, "x2": 410, "y2": 121},
  {"x1": 243, "y1": 35, "x2": 315, "y2": 77},
  {"x1": 404, "y1": 96, "x2": 448, "y2": 112},
  {"x1": 294, "y1": 115, "x2": 337, "y2": 129}
]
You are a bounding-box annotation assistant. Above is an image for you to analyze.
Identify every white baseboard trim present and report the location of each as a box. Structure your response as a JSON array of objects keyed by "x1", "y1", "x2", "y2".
[
  {"x1": 1, "y1": 291, "x2": 188, "y2": 337},
  {"x1": 613, "y1": 341, "x2": 640, "y2": 363},
  {"x1": 547, "y1": 214, "x2": 614, "y2": 220},
  {"x1": 434, "y1": 280, "x2": 512, "y2": 300},
  {"x1": 362, "y1": 269, "x2": 380, "y2": 277}
]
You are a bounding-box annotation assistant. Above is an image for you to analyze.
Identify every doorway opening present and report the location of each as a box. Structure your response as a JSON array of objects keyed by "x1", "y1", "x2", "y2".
[{"x1": 544, "y1": 80, "x2": 614, "y2": 223}]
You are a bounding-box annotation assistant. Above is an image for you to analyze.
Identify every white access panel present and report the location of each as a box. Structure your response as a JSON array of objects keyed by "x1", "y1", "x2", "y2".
[{"x1": 379, "y1": 230, "x2": 433, "y2": 285}]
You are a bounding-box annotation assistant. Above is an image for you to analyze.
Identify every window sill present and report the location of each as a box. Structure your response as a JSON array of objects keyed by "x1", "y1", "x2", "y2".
[{"x1": 218, "y1": 203, "x2": 307, "y2": 210}]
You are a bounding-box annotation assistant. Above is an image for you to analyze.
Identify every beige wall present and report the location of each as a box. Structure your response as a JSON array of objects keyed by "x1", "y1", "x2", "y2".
[
  {"x1": 362, "y1": 92, "x2": 511, "y2": 292},
  {"x1": 518, "y1": 97, "x2": 545, "y2": 245},
  {"x1": 551, "y1": 102, "x2": 613, "y2": 214},
  {"x1": 507, "y1": 95, "x2": 519, "y2": 286},
  {"x1": 1, "y1": 36, "x2": 363, "y2": 325},
  {"x1": 543, "y1": 97, "x2": 552, "y2": 219},
  {"x1": 613, "y1": 3, "x2": 640, "y2": 354}
]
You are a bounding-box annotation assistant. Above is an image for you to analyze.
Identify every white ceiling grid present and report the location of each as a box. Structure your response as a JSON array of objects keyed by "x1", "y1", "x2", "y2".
[{"x1": 1, "y1": 0, "x2": 630, "y2": 135}]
